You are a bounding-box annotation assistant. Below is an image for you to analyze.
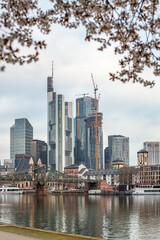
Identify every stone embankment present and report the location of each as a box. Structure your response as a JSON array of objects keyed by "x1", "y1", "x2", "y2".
[{"x1": 0, "y1": 222, "x2": 107, "y2": 240}]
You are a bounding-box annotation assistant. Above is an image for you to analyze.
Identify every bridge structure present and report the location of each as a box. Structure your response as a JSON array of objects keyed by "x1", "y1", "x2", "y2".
[{"x1": 0, "y1": 165, "x2": 97, "y2": 194}]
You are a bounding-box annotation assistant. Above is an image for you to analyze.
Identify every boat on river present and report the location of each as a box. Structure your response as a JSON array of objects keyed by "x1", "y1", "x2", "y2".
[
  {"x1": 132, "y1": 185, "x2": 160, "y2": 195},
  {"x1": 88, "y1": 189, "x2": 102, "y2": 195},
  {"x1": 0, "y1": 186, "x2": 23, "y2": 194}
]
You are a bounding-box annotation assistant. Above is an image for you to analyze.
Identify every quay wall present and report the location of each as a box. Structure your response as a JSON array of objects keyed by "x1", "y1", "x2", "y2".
[{"x1": 0, "y1": 222, "x2": 107, "y2": 240}]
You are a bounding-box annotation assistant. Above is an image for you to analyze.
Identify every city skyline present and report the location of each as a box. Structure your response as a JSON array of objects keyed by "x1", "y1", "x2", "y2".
[{"x1": 1, "y1": 24, "x2": 160, "y2": 166}]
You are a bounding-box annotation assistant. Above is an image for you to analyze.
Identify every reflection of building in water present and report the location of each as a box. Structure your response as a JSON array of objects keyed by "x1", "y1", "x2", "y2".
[
  {"x1": 132, "y1": 195, "x2": 160, "y2": 239},
  {"x1": 0, "y1": 194, "x2": 159, "y2": 239},
  {"x1": 77, "y1": 195, "x2": 87, "y2": 228},
  {"x1": 18, "y1": 194, "x2": 36, "y2": 228}
]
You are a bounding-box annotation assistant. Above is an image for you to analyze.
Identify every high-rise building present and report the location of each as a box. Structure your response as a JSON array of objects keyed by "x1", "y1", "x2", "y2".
[
  {"x1": 85, "y1": 112, "x2": 103, "y2": 169},
  {"x1": 75, "y1": 96, "x2": 97, "y2": 165},
  {"x1": 104, "y1": 147, "x2": 109, "y2": 169},
  {"x1": 75, "y1": 96, "x2": 103, "y2": 170},
  {"x1": 108, "y1": 135, "x2": 129, "y2": 167},
  {"x1": 10, "y1": 118, "x2": 33, "y2": 167},
  {"x1": 47, "y1": 76, "x2": 74, "y2": 172},
  {"x1": 31, "y1": 140, "x2": 47, "y2": 165},
  {"x1": 144, "y1": 142, "x2": 160, "y2": 165}
]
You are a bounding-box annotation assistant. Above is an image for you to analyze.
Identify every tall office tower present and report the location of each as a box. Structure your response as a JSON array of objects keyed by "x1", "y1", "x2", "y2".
[
  {"x1": 85, "y1": 113, "x2": 103, "y2": 169},
  {"x1": 144, "y1": 142, "x2": 160, "y2": 165},
  {"x1": 104, "y1": 147, "x2": 109, "y2": 169},
  {"x1": 10, "y1": 118, "x2": 33, "y2": 167},
  {"x1": 31, "y1": 140, "x2": 47, "y2": 165},
  {"x1": 75, "y1": 96, "x2": 97, "y2": 165},
  {"x1": 47, "y1": 76, "x2": 74, "y2": 172},
  {"x1": 108, "y1": 135, "x2": 129, "y2": 166}
]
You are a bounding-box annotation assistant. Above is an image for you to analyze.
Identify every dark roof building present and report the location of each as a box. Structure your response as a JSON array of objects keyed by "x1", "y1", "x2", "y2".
[{"x1": 31, "y1": 139, "x2": 47, "y2": 165}]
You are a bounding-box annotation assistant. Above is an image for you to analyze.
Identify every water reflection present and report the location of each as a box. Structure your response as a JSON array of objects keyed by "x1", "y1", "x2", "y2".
[{"x1": 1, "y1": 194, "x2": 160, "y2": 239}]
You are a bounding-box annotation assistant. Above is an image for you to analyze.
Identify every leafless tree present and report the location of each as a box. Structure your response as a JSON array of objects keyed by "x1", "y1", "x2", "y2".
[{"x1": 118, "y1": 166, "x2": 135, "y2": 185}]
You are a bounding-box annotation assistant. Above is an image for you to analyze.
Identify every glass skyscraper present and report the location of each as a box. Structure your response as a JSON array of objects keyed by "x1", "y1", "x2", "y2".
[
  {"x1": 75, "y1": 96, "x2": 103, "y2": 169},
  {"x1": 31, "y1": 139, "x2": 47, "y2": 165},
  {"x1": 144, "y1": 142, "x2": 160, "y2": 165},
  {"x1": 75, "y1": 96, "x2": 96, "y2": 165},
  {"x1": 108, "y1": 135, "x2": 129, "y2": 167},
  {"x1": 85, "y1": 112, "x2": 103, "y2": 169},
  {"x1": 47, "y1": 77, "x2": 74, "y2": 172},
  {"x1": 10, "y1": 118, "x2": 33, "y2": 166}
]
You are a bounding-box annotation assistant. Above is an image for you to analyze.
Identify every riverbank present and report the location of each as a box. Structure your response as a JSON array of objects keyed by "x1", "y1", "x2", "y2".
[{"x1": 0, "y1": 222, "x2": 106, "y2": 240}]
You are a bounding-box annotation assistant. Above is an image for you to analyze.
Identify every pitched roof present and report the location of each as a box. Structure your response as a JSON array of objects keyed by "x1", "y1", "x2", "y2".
[
  {"x1": 16, "y1": 158, "x2": 30, "y2": 172},
  {"x1": 78, "y1": 168, "x2": 87, "y2": 174}
]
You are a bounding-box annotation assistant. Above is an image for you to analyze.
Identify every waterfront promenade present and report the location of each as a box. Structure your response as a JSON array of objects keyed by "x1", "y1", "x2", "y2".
[
  {"x1": 0, "y1": 223, "x2": 105, "y2": 240},
  {"x1": 1, "y1": 231, "x2": 39, "y2": 240}
]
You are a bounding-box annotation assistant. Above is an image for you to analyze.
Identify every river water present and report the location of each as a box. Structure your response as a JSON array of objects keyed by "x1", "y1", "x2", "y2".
[{"x1": 0, "y1": 194, "x2": 160, "y2": 240}]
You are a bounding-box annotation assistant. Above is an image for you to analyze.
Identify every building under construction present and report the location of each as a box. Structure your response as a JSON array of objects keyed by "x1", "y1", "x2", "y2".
[
  {"x1": 75, "y1": 96, "x2": 96, "y2": 165},
  {"x1": 75, "y1": 96, "x2": 103, "y2": 170},
  {"x1": 85, "y1": 112, "x2": 103, "y2": 170}
]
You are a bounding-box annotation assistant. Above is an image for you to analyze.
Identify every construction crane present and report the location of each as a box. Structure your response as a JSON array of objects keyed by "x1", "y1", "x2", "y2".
[{"x1": 91, "y1": 73, "x2": 98, "y2": 171}]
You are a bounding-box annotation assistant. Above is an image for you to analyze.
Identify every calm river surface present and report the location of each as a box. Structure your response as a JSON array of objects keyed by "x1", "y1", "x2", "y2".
[{"x1": 0, "y1": 194, "x2": 160, "y2": 240}]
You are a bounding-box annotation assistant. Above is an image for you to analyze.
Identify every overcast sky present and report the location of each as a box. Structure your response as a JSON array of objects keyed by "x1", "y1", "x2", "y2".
[{"x1": 0, "y1": 22, "x2": 160, "y2": 166}]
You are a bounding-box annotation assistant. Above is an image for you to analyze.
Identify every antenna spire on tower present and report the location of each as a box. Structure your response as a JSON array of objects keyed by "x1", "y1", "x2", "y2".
[
  {"x1": 52, "y1": 60, "x2": 54, "y2": 91},
  {"x1": 52, "y1": 61, "x2": 53, "y2": 79}
]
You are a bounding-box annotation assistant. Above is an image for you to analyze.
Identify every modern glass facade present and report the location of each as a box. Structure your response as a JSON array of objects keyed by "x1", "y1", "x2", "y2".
[
  {"x1": 104, "y1": 147, "x2": 109, "y2": 169},
  {"x1": 108, "y1": 135, "x2": 129, "y2": 167},
  {"x1": 75, "y1": 96, "x2": 97, "y2": 164},
  {"x1": 10, "y1": 118, "x2": 33, "y2": 167},
  {"x1": 85, "y1": 113, "x2": 103, "y2": 170},
  {"x1": 144, "y1": 142, "x2": 160, "y2": 165},
  {"x1": 31, "y1": 140, "x2": 47, "y2": 165},
  {"x1": 47, "y1": 76, "x2": 73, "y2": 172}
]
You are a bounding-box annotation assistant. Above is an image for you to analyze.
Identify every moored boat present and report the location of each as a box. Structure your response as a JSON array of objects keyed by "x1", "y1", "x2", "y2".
[
  {"x1": 88, "y1": 189, "x2": 102, "y2": 195},
  {"x1": 0, "y1": 186, "x2": 23, "y2": 194},
  {"x1": 132, "y1": 185, "x2": 160, "y2": 195}
]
